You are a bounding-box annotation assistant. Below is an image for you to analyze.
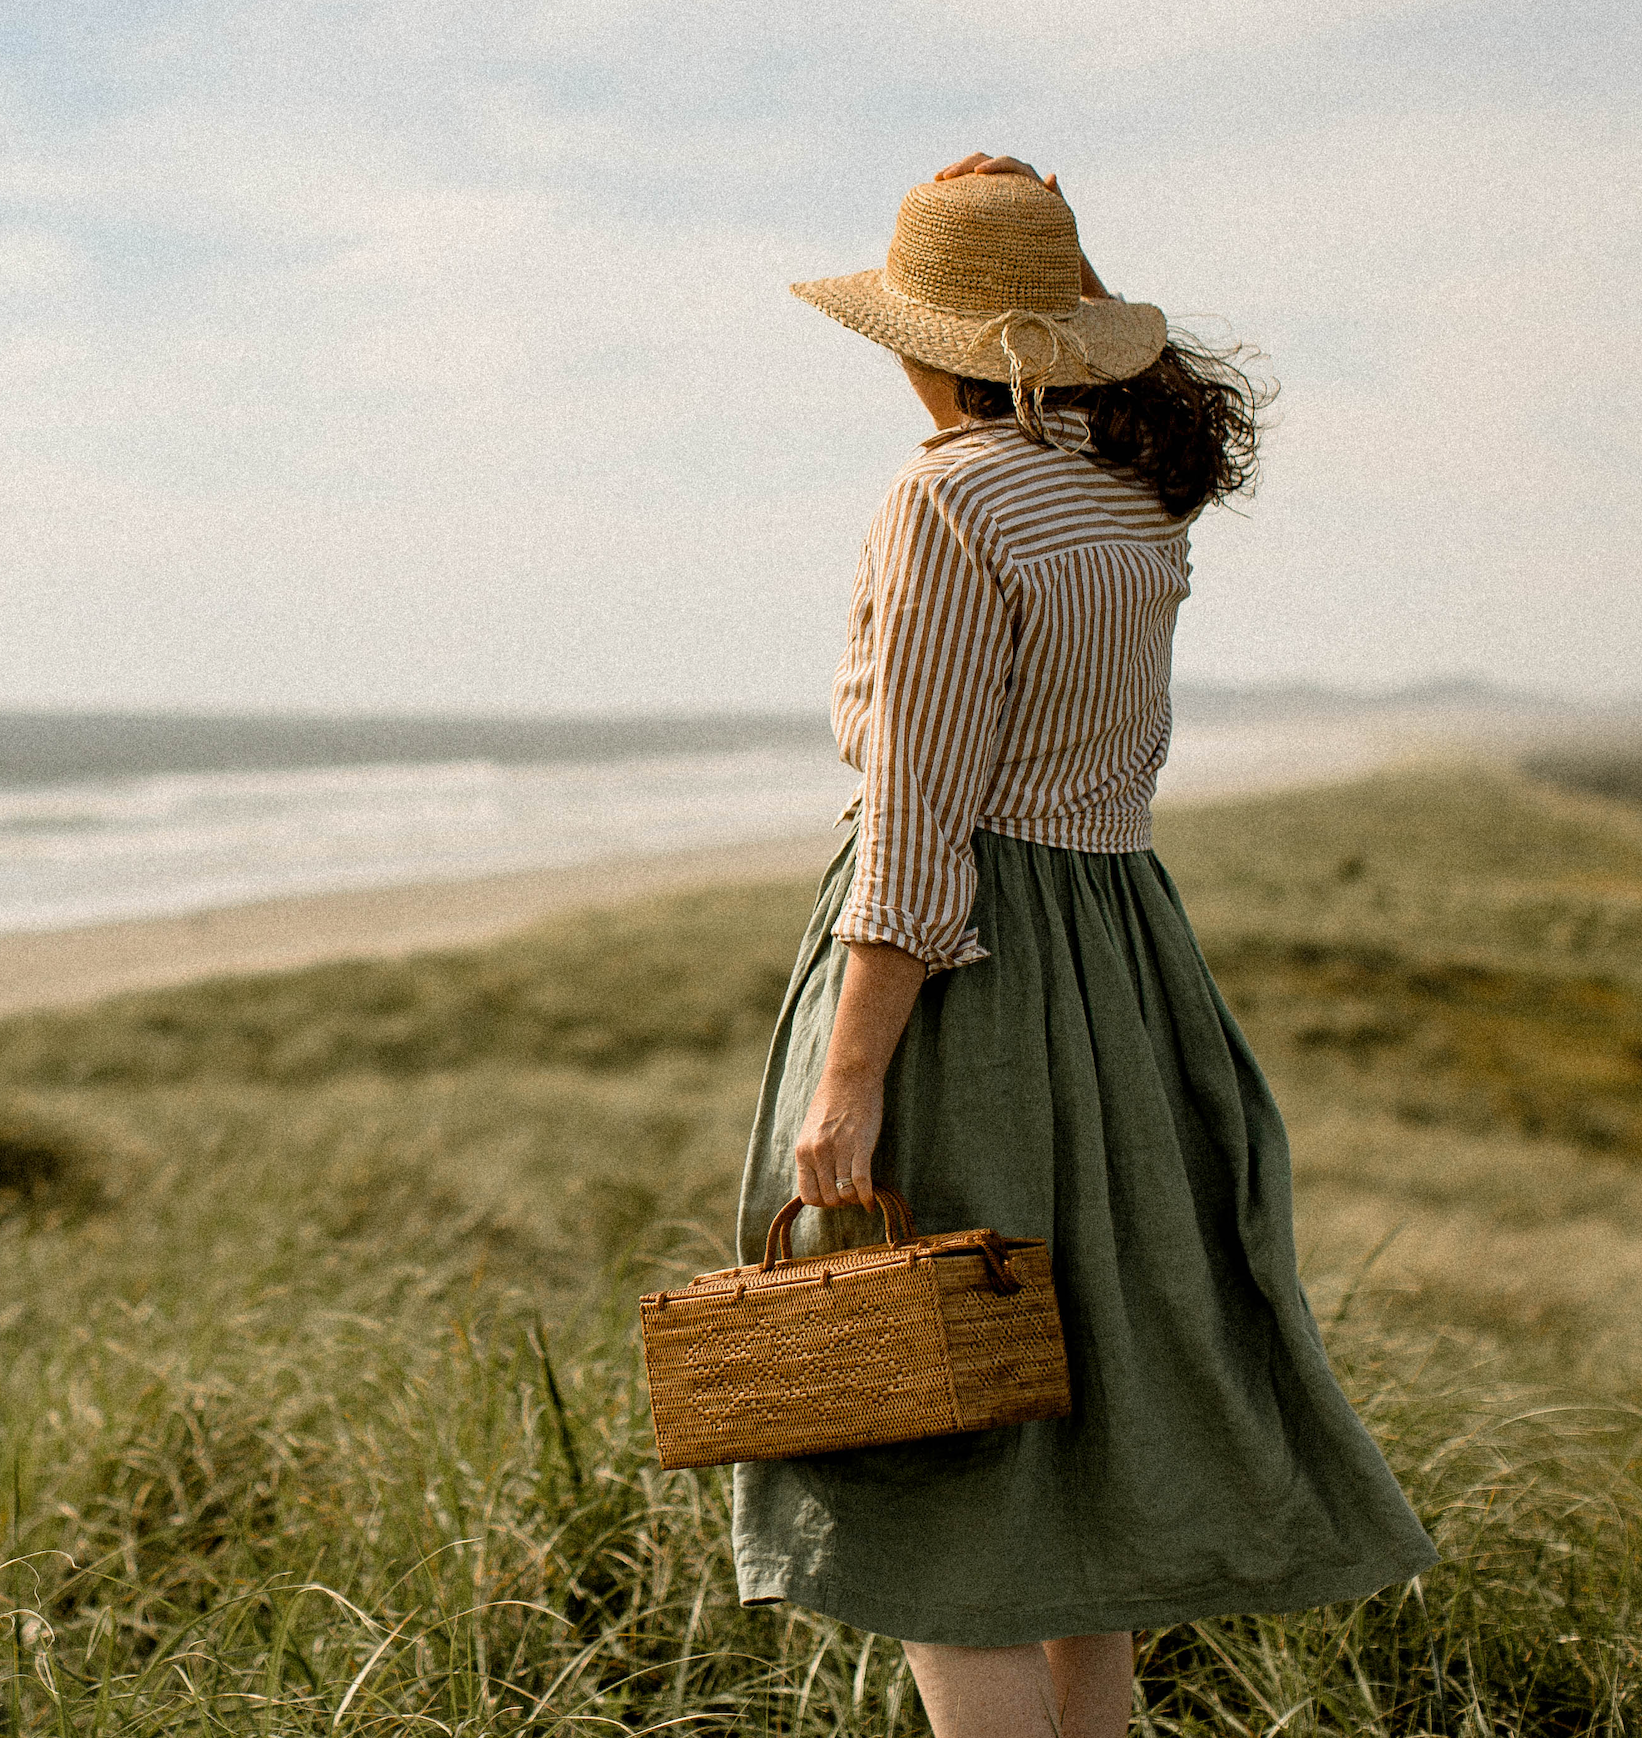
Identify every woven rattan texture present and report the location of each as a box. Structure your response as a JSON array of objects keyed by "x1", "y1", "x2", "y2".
[
  {"x1": 936, "y1": 1246, "x2": 1071, "y2": 1430},
  {"x1": 644, "y1": 1257, "x2": 956, "y2": 1469},
  {"x1": 641, "y1": 1232, "x2": 1072, "y2": 1471}
]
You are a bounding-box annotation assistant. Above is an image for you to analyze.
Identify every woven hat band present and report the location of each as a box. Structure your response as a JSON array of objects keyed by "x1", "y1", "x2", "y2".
[{"x1": 883, "y1": 176, "x2": 1083, "y2": 317}]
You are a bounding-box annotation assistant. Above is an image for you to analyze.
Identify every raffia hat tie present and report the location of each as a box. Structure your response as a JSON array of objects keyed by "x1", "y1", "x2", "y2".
[{"x1": 791, "y1": 173, "x2": 1166, "y2": 391}]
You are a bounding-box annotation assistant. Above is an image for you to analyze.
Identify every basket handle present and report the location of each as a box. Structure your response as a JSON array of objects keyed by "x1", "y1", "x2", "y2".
[{"x1": 759, "y1": 1187, "x2": 916, "y2": 1270}]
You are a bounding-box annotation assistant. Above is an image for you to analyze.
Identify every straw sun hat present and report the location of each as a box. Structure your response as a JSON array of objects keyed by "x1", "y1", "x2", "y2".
[{"x1": 792, "y1": 172, "x2": 1166, "y2": 392}]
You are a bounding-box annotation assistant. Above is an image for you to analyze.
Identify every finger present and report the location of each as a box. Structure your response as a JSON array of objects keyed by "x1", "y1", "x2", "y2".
[
  {"x1": 851, "y1": 1152, "x2": 875, "y2": 1212},
  {"x1": 973, "y1": 155, "x2": 1041, "y2": 181},
  {"x1": 934, "y1": 151, "x2": 991, "y2": 181},
  {"x1": 810, "y1": 1152, "x2": 844, "y2": 1208},
  {"x1": 795, "y1": 1146, "x2": 833, "y2": 1207},
  {"x1": 1044, "y1": 171, "x2": 1062, "y2": 197}
]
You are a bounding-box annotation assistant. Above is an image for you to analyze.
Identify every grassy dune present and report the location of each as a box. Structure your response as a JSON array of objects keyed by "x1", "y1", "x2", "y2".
[
  {"x1": 2, "y1": 762, "x2": 1640, "y2": 1735},
  {"x1": 1156, "y1": 763, "x2": 1642, "y2": 1390}
]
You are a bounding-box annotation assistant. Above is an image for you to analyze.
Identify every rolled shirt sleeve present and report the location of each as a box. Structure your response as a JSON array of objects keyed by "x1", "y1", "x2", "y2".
[{"x1": 833, "y1": 466, "x2": 1013, "y2": 972}]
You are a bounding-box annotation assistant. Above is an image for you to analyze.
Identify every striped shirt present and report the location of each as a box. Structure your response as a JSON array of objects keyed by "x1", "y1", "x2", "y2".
[{"x1": 832, "y1": 414, "x2": 1199, "y2": 971}]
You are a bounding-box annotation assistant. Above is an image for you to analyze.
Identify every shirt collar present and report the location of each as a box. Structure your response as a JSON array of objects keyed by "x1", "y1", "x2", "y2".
[
  {"x1": 919, "y1": 416, "x2": 1011, "y2": 451},
  {"x1": 918, "y1": 409, "x2": 1094, "y2": 453}
]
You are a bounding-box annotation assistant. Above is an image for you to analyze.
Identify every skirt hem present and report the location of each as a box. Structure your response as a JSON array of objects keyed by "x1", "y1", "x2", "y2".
[{"x1": 735, "y1": 1544, "x2": 1441, "y2": 1648}]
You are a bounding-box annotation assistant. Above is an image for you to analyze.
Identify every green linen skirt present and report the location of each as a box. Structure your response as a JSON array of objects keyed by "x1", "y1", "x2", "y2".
[{"x1": 731, "y1": 827, "x2": 1437, "y2": 1647}]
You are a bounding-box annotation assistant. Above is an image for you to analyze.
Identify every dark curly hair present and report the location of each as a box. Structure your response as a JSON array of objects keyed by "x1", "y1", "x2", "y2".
[{"x1": 952, "y1": 336, "x2": 1272, "y2": 520}]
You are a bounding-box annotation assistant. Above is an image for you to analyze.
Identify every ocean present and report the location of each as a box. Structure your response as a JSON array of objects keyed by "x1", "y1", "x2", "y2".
[
  {"x1": 0, "y1": 693, "x2": 1540, "y2": 936},
  {"x1": 0, "y1": 738, "x2": 860, "y2": 934}
]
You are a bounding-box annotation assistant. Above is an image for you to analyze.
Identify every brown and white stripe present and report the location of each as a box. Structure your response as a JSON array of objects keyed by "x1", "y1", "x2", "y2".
[{"x1": 831, "y1": 414, "x2": 1199, "y2": 971}]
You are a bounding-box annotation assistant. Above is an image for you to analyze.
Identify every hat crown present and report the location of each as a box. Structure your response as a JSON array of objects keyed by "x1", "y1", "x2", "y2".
[{"x1": 884, "y1": 174, "x2": 1083, "y2": 318}]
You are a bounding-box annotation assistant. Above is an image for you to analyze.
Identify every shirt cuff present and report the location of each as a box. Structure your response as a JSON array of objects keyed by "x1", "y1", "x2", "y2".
[{"x1": 831, "y1": 909, "x2": 991, "y2": 975}]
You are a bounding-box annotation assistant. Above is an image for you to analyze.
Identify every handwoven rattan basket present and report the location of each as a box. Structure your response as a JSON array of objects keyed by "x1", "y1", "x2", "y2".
[{"x1": 640, "y1": 1189, "x2": 1071, "y2": 1470}]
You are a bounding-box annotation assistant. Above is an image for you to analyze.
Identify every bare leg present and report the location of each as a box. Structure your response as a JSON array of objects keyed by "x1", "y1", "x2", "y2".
[
  {"x1": 902, "y1": 1633, "x2": 1131, "y2": 1738},
  {"x1": 1044, "y1": 1632, "x2": 1133, "y2": 1738},
  {"x1": 902, "y1": 1641, "x2": 1061, "y2": 1738}
]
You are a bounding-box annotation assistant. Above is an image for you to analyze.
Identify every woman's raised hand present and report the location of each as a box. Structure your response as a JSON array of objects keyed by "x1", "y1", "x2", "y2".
[
  {"x1": 935, "y1": 152, "x2": 1057, "y2": 190},
  {"x1": 932, "y1": 154, "x2": 1110, "y2": 299}
]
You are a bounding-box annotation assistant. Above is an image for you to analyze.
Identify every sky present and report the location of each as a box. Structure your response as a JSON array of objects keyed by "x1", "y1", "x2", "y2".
[{"x1": 2, "y1": 0, "x2": 1638, "y2": 716}]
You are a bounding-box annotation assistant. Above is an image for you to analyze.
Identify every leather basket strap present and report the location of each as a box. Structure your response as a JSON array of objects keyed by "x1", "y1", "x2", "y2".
[
  {"x1": 759, "y1": 1187, "x2": 916, "y2": 1271},
  {"x1": 974, "y1": 1229, "x2": 1024, "y2": 1296}
]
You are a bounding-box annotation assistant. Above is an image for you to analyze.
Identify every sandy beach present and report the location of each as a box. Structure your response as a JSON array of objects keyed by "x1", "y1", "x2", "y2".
[{"x1": 0, "y1": 834, "x2": 846, "y2": 1018}]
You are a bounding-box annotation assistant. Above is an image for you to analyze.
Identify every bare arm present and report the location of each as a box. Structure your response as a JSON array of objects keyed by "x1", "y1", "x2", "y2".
[{"x1": 793, "y1": 940, "x2": 926, "y2": 1212}]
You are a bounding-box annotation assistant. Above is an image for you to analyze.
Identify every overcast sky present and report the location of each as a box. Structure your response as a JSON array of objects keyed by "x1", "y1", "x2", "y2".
[{"x1": 3, "y1": 0, "x2": 1637, "y2": 715}]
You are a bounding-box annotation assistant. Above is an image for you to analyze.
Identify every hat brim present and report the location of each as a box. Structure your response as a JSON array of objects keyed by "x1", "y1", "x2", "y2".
[{"x1": 791, "y1": 269, "x2": 1167, "y2": 386}]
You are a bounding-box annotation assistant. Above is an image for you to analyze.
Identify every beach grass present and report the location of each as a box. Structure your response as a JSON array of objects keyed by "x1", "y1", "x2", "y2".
[{"x1": 2, "y1": 759, "x2": 1640, "y2": 1734}]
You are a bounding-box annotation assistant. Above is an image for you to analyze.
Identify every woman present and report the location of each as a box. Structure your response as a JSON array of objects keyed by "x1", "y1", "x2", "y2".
[{"x1": 731, "y1": 154, "x2": 1437, "y2": 1738}]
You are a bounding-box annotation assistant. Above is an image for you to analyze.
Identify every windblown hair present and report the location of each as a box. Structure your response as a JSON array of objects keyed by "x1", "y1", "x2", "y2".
[{"x1": 952, "y1": 337, "x2": 1272, "y2": 520}]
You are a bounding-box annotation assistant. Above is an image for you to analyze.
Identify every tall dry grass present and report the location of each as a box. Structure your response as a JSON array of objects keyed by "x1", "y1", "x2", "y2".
[{"x1": 3, "y1": 760, "x2": 1641, "y2": 1734}]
